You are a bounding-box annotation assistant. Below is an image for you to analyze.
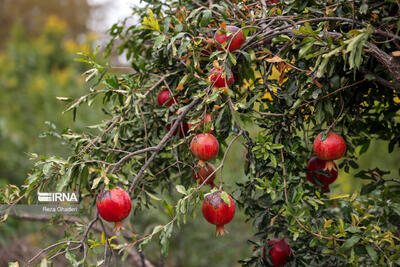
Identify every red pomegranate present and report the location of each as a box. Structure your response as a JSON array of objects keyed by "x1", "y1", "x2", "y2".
[
  {"x1": 209, "y1": 68, "x2": 234, "y2": 88},
  {"x1": 214, "y1": 25, "x2": 245, "y2": 52},
  {"x1": 306, "y1": 157, "x2": 338, "y2": 192},
  {"x1": 166, "y1": 120, "x2": 189, "y2": 137},
  {"x1": 96, "y1": 187, "x2": 132, "y2": 231},
  {"x1": 202, "y1": 191, "x2": 235, "y2": 236},
  {"x1": 263, "y1": 238, "x2": 291, "y2": 267},
  {"x1": 189, "y1": 113, "x2": 213, "y2": 133},
  {"x1": 193, "y1": 162, "x2": 216, "y2": 187},
  {"x1": 190, "y1": 133, "x2": 219, "y2": 161},
  {"x1": 266, "y1": 0, "x2": 279, "y2": 5},
  {"x1": 313, "y1": 131, "x2": 346, "y2": 171},
  {"x1": 157, "y1": 89, "x2": 177, "y2": 106}
]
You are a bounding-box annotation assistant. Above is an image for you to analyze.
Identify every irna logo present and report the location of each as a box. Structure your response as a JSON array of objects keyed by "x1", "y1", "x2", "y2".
[{"x1": 38, "y1": 192, "x2": 79, "y2": 203}]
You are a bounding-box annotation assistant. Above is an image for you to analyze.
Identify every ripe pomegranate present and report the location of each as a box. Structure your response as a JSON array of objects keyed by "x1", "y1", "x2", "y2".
[
  {"x1": 214, "y1": 25, "x2": 245, "y2": 52},
  {"x1": 96, "y1": 187, "x2": 132, "y2": 231},
  {"x1": 189, "y1": 113, "x2": 213, "y2": 133},
  {"x1": 166, "y1": 120, "x2": 189, "y2": 137},
  {"x1": 190, "y1": 133, "x2": 219, "y2": 161},
  {"x1": 313, "y1": 131, "x2": 346, "y2": 171},
  {"x1": 193, "y1": 162, "x2": 216, "y2": 187},
  {"x1": 202, "y1": 191, "x2": 235, "y2": 236},
  {"x1": 263, "y1": 238, "x2": 291, "y2": 267},
  {"x1": 209, "y1": 67, "x2": 234, "y2": 88},
  {"x1": 266, "y1": 0, "x2": 279, "y2": 5},
  {"x1": 306, "y1": 157, "x2": 338, "y2": 192},
  {"x1": 157, "y1": 89, "x2": 177, "y2": 106}
]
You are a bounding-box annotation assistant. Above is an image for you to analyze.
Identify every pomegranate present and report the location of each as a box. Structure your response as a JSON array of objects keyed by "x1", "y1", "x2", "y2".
[
  {"x1": 166, "y1": 120, "x2": 189, "y2": 137},
  {"x1": 157, "y1": 89, "x2": 177, "y2": 106},
  {"x1": 214, "y1": 25, "x2": 245, "y2": 52},
  {"x1": 189, "y1": 113, "x2": 213, "y2": 133},
  {"x1": 263, "y1": 238, "x2": 291, "y2": 267},
  {"x1": 306, "y1": 157, "x2": 338, "y2": 192},
  {"x1": 202, "y1": 191, "x2": 235, "y2": 236},
  {"x1": 313, "y1": 131, "x2": 346, "y2": 171},
  {"x1": 266, "y1": 0, "x2": 279, "y2": 4},
  {"x1": 193, "y1": 162, "x2": 216, "y2": 187},
  {"x1": 96, "y1": 187, "x2": 132, "y2": 231},
  {"x1": 190, "y1": 133, "x2": 219, "y2": 161},
  {"x1": 209, "y1": 67, "x2": 234, "y2": 88}
]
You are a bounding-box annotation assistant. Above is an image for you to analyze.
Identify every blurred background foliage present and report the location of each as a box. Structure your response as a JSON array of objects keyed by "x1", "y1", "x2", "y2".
[{"x1": 0, "y1": 0, "x2": 400, "y2": 266}]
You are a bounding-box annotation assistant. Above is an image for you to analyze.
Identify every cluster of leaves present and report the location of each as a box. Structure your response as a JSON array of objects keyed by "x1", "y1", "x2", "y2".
[{"x1": 2, "y1": 0, "x2": 400, "y2": 266}]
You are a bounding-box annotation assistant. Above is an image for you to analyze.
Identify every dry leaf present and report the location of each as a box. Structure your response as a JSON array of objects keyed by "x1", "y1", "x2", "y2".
[
  {"x1": 175, "y1": 83, "x2": 184, "y2": 91},
  {"x1": 313, "y1": 79, "x2": 323, "y2": 88},
  {"x1": 220, "y1": 22, "x2": 227, "y2": 30},
  {"x1": 266, "y1": 55, "x2": 284, "y2": 63},
  {"x1": 392, "y1": 51, "x2": 400, "y2": 57}
]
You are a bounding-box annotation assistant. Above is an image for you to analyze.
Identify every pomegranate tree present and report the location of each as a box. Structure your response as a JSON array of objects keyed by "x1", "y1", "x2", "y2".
[
  {"x1": 166, "y1": 120, "x2": 189, "y2": 137},
  {"x1": 193, "y1": 162, "x2": 216, "y2": 187},
  {"x1": 313, "y1": 131, "x2": 346, "y2": 171},
  {"x1": 157, "y1": 88, "x2": 176, "y2": 106},
  {"x1": 214, "y1": 25, "x2": 245, "y2": 52},
  {"x1": 189, "y1": 113, "x2": 213, "y2": 133},
  {"x1": 202, "y1": 191, "x2": 235, "y2": 236},
  {"x1": 263, "y1": 238, "x2": 291, "y2": 267},
  {"x1": 208, "y1": 67, "x2": 234, "y2": 88},
  {"x1": 306, "y1": 157, "x2": 338, "y2": 192},
  {"x1": 96, "y1": 187, "x2": 132, "y2": 231},
  {"x1": 190, "y1": 133, "x2": 219, "y2": 161}
]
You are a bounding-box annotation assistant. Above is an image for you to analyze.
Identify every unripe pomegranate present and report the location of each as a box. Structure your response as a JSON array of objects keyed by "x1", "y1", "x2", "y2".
[
  {"x1": 202, "y1": 191, "x2": 235, "y2": 236},
  {"x1": 214, "y1": 25, "x2": 245, "y2": 52},
  {"x1": 209, "y1": 68, "x2": 234, "y2": 88},
  {"x1": 306, "y1": 157, "x2": 338, "y2": 192},
  {"x1": 190, "y1": 133, "x2": 219, "y2": 161},
  {"x1": 96, "y1": 187, "x2": 132, "y2": 231},
  {"x1": 157, "y1": 89, "x2": 177, "y2": 106},
  {"x1": 189, "y1": 113, "x2": 213, "y2": 133},
  {"x1": 193, "y1": 162, "x2": 216, "y2": 187},
  {"x1": 263, "y1": 238, "x2": 291, "y2": 267},
  {"x1": 313, "y1": 131, "x2": 346, "y2": 171}
]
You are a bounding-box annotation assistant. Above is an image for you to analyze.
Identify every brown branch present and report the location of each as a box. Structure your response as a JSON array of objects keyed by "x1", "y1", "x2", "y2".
[
  {"x1": 365, "y1": 42, "x2": 400, "y2": 84},
  {"x1": 128, "y1": 97, "x2": 201, "y2": 192},
  {"x1": 10, "y1": 214, "x2": 155, "y2": 267},
  {"x1": 360, "y1": 67, "x2": 400, "y2": 93},
  {"x1": 295, "y1": 79, "x2": 366, "y2": 110}
]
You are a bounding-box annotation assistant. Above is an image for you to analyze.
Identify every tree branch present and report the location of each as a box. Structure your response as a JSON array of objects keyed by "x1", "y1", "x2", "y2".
[
  {"x1": 128, "y1": 97, "x2": 202, "y2": 192},
  {"x1": 12, "y1": 214, "x2": 155, "y2": 267}
]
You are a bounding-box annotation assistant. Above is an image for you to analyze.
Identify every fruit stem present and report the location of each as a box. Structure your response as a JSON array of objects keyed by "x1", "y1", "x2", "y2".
[
  {"x1": 324, "y1": 160, "x2": 337, "y2": 172},
  {"x1": 215, "y1": 225, "x2": 229, "y2": 236},
  {"x1": 113, "y1": 221, "x2": 123, "y2": 232}
]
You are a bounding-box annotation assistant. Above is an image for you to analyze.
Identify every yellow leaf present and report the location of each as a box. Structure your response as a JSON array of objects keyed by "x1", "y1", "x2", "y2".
[
  {"x1": 101, "y1": 232, "x2": 106, "y2": 246},
  {"x1": 324, "y1": 219, "x2": 333, "y2": 228}
]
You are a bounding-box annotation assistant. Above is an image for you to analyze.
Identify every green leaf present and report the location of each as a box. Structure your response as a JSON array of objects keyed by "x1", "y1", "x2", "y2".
[
  {"x1": 92, "y1": 177, "x2": 102, "y2": 190},
  {"x1": 153, "y1": 34, "x2": 166, "y2": 50},
  {"x1": 176, "y1": 185, "x2": 187, "y2": 195},
  {"x1": 147, "y1": 192, "x2": 162, "y2": 201},
  {"x1": 200, "y1": 10, "x2": 212, "y2": 27},
  {"x1": 341, "y1": 235, "x2": 361, "y2": 250},
  {"x1": 366, "y1": 245, "x2": 378, "y2": 262},
  {"x1": 220, "y1": 191, "x2": 231, "y2": 206}
]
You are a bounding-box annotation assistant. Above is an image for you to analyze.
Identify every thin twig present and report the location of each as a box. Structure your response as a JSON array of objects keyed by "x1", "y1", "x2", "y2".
[{"x1": 128, "y1": 97, "x2": 202, "y2": 192}]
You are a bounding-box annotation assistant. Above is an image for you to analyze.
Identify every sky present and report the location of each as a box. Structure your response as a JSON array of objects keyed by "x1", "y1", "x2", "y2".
[{"x1": 88, "y1": 0, "x2": 141, "y2": 33}]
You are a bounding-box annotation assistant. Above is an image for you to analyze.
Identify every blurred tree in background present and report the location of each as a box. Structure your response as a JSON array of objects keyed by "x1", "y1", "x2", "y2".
[
  {"x1": 0, "y1": 13, "x2": 102, "y2": 186},
  {"x1": 0, "y1": 0, "x2": 93, "y2": 48}
]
